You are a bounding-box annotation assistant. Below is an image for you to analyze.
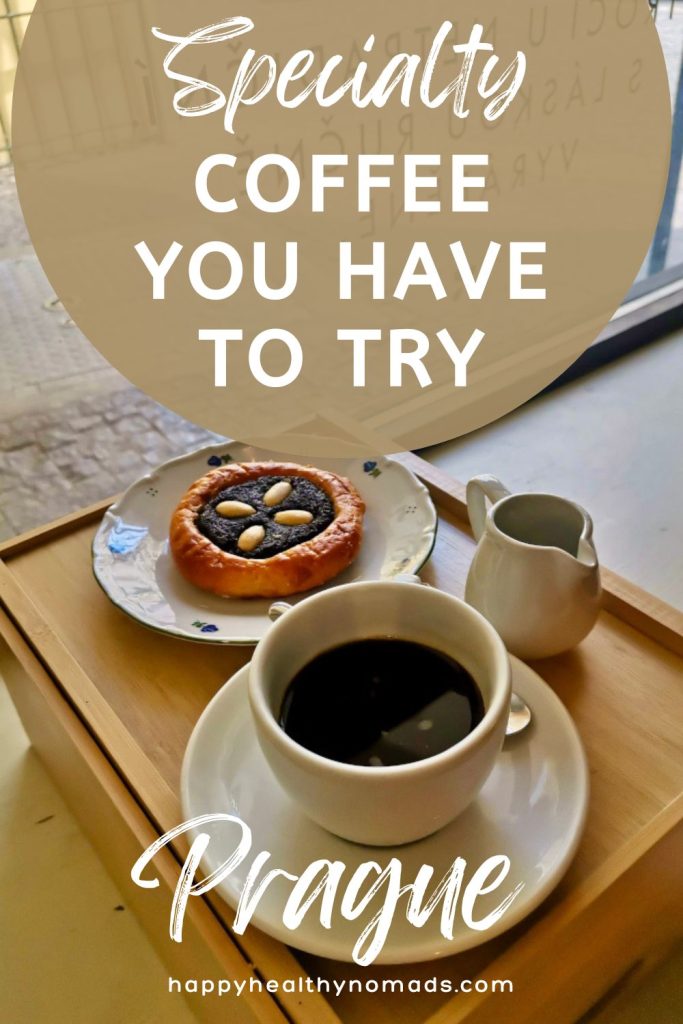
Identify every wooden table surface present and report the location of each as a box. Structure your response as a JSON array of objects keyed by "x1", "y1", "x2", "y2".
[{"x1": 0, "y1": 454, "x2": 682, "y2": 1024}]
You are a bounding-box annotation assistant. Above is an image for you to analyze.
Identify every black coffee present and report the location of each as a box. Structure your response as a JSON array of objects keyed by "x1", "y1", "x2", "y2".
[{"x1": 279, "y1": 638, "x2": 485, "y2": 767}]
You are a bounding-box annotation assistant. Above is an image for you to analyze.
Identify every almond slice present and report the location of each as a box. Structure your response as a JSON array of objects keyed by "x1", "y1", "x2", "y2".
[
  {"x1": 215, "y1": 500, "x2": 255, "y2": 518},
  {"x1": 237, "y1": 525, "x2": 266, "y2": 552},
  {"x1": 274, "y1": 509, "x2": 313, "y2": 526},
  {"x1": 263, "y1": 481, "x2": 292, "y2": 507}
]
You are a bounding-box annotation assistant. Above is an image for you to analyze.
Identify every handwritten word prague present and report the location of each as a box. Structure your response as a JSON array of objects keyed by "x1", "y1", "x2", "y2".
[{"x1": 131, "y1": 814, "x2": 525, "y2": 967}]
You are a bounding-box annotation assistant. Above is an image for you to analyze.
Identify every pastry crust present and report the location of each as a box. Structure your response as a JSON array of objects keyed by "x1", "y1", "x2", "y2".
[{"x1": 169, "y1": 462, "x2": 365, "y2": 598}]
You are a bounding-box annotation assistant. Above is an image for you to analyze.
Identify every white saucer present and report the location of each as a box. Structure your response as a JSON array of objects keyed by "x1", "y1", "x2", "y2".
[
  {"x1": 92, "y1": 442, "x2": 437, "y2": 645},
  {"x1": 181, "y1": 657, "x2": 588, "y2": 964}
]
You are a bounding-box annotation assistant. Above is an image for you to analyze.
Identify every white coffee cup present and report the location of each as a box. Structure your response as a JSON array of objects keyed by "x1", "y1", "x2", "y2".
[{"x1": 249, "y1": 580, "x2": 511, "y2": 846}]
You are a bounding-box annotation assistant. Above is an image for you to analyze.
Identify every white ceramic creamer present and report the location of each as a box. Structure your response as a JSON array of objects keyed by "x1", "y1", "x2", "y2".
[{"x1": 465, "y1": 476, "x2": 601, "y2": 660}]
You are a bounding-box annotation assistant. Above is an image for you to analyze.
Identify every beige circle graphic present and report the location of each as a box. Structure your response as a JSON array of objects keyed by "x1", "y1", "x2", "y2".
[{"x1": 13, "y1": 0, "x2": 670, "y2": 457}]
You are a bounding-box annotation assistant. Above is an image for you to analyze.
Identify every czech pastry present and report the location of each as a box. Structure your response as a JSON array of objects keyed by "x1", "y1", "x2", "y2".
[{"x1": 169, "y1": 462, "x2": 365, "y2": 598}]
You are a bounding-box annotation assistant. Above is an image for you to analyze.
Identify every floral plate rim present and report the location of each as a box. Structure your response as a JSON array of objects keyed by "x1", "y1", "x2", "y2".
[{"x1": 91, "y1": 442, "x2": 438, "y2": 646}]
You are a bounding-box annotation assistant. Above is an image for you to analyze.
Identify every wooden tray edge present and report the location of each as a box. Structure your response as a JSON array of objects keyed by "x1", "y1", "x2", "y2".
[
  {"x1": 424, "y1": 793, "x2": 683, "y2": 1024},
  {"x1": 2, "y1": 450, "x2": 682, "y2": 660},
  {"x1": 396, "y1": 453, "x2": 683, "y2": 658},
  {"x1": 0, "y1": 455, "x2": 682, "y2": 1023},
  {"x1": 0, "y1": 603, "x2": 344, "y2": 1024}
]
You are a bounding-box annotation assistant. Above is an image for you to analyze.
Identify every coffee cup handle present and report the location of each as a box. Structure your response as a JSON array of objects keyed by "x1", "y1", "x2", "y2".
[
  {"x1": 268, "y1": 601, "x2": 293, "y2": 622},
  {"x1": 466, "y1": 475, "x2": 511, "y2": 541},
  {"x1": 267, "y1": 573, "x2": 425, "y2": 623},
  {"x1": 393, "y1": 573, "x2": 424, "y2": 585}
]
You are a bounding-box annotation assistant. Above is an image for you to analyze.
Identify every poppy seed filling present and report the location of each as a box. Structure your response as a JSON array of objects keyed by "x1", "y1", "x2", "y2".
[{"x1": 197, "y1": 475, "x2": 335, "y2": 559}]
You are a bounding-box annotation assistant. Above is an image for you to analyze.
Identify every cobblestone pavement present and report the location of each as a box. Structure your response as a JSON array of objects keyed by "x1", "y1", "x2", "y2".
[
  {"x1": 0, "y1": 167, "x2": 220, "y2": 541},
  {"x1": 0, "y1": 389, "x2": 222, "y2": 540}
]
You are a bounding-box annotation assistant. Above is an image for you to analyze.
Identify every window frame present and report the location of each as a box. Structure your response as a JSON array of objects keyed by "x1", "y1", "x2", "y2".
[{"x1": 544, "y1": 276, "x2": 683, "y2": 393}]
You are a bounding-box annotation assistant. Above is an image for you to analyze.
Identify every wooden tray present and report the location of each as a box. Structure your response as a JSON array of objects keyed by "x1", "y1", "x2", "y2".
[{"x1": 0, "y1": 453, "x2": 682, "y2": 1024}]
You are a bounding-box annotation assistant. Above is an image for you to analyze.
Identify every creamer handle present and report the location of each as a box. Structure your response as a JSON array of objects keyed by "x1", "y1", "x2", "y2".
[{"x1": 466, "y1": 475, "x2": 511, "y2": 541}]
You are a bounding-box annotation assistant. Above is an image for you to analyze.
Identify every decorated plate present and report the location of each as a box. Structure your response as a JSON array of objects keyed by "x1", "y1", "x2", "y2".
[
  {"x1": 92, "y1": 442, "x2": 437, "y2": 644},
  {"x1": 180, "y1": 658, "x2": 589, "y2": 963}
]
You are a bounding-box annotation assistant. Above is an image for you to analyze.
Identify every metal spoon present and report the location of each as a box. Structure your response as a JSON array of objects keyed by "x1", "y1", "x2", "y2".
[{"x1": 506, "y1": 691, "x2": 532, "y2": 737}]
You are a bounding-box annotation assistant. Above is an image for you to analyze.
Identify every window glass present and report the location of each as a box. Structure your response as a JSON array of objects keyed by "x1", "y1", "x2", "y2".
[{"x1": 637, "y1": 1, "x2": 683, "y2": 289}]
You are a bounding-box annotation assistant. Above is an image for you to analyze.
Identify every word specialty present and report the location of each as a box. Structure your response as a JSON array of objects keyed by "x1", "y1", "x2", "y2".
[
  {"x1": 131, "y1": 814, "x2": 525, "y2": 966},
  {"x1": 151, "y1": 19, "x2": 527, "y2": 133}
]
